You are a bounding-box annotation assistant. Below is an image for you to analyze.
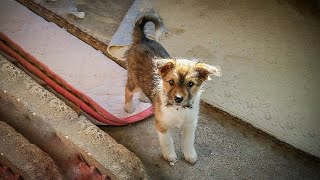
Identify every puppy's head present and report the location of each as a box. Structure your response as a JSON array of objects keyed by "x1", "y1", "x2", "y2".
[{"x1": 157, "y1": 59, "x2": 221, "y2": 108}]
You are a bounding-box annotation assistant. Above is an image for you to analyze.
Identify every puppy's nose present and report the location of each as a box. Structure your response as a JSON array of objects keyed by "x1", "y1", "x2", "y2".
[{"x1": 174, "y1": 96, "x2": 183, "y2": 103}]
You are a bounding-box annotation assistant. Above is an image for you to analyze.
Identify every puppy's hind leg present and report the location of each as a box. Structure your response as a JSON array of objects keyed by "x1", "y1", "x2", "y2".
[
  {"x1": 138, "y1": 91, "x2": 150, "y2": 103},
  {"x1": 124, "y1": 84, "x2": 135, "y2": 113}
]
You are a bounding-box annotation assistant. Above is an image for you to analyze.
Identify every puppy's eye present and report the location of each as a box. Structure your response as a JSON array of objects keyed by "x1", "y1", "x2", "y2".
[
  {"x1": 169, "y1": 80, "x2": 174, "y2": 85},
  {"x1": 188, "y1": 82, "x2": 194, "y2": 87}
]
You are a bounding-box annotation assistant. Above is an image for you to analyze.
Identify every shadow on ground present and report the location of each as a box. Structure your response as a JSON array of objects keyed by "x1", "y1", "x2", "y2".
[{"x1": 100, "y1": 103, "x2": 320, "y2": 180}]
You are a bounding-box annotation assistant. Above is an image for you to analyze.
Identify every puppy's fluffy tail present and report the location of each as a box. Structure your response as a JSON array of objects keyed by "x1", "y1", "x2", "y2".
[{"x1": 132, "y1": 9, "x2": 163, "y2": 44}]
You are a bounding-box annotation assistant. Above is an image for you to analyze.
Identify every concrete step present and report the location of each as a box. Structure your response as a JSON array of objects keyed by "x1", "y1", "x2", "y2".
[
  {"x1": 0, "y1": 53, "x2": 148, "y2": 179},
  {"x1": 0, "y1": 165, "x2": 22, "y2": 180},
  {"x1": 0, "y1": 121, "x2": 62, "y2": 179}
]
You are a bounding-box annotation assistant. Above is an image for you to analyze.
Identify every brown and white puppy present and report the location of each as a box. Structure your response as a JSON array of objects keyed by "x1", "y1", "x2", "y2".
[{"x1": 124, "y1": 10, "x2": 221, "y2": 164}]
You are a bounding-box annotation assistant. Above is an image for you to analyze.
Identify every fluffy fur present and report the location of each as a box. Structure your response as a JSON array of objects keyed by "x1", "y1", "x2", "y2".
[{"x1": 124, "y1": 10, "x2": 221, "y2": 164}]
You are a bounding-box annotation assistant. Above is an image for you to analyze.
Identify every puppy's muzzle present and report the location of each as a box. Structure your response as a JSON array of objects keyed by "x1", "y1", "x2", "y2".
[{"x1": 174, "y1": 96, "x2": 183, "y2": 103}]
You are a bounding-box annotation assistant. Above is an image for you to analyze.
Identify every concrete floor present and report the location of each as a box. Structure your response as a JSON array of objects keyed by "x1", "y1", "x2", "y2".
[
  {"x1": 149, "y1": 0, "x2": 320, "y2": 157},
  {"x1": 96, "y1": 0, "x2": 320, "y2": 157},
  {"x1": 101, "y1": 103, "x2": 320, "y2": 179}
]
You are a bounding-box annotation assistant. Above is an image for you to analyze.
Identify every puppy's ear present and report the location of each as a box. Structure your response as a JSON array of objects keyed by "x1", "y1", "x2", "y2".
[
  {"x1": 196, "y1": 63, "x2": 221, "y2": 81},
  {"x1": 157, "y1": 59, "x2": 175, "y2": 77}
]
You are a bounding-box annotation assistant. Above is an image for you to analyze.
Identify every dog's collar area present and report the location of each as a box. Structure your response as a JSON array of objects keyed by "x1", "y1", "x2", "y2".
[
  {"x1": 183, "y1": 104, "x2": 193, "y2": 109},
  {"x1": 165, "y1": 102, "x2": 193, "y2": 109}
]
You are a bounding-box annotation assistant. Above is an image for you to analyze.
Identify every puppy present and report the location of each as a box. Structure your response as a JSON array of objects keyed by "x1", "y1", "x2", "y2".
[{"x1": 124, "y1": 10, "x2": 221, "y2": 164}]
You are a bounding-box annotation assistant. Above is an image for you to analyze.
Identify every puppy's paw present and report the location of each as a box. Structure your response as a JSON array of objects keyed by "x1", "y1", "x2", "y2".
[
  {"x1": 124, "y1": 103, "x2": 135, "y2": 113},
  {"x1": 163, "y1": 152, "x2": 177, "y2": 164},
  {"x1": 184, "y1": 150, "x2": 197, "y2": 164}
]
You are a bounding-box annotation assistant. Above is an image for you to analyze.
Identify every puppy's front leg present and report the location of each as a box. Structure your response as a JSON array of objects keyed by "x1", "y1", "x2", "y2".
[
  {"x1": 157, "y1": 129, "x2": 177, "y2": 164},
  {"x1": 182, "y1": 122, "x2": 197, "y2": 164}
]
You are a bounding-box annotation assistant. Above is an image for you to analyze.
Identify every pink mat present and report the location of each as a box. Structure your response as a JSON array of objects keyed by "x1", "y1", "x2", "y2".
[{"x1": 0, "y1": 0, "x2": 153, "y2": 125}]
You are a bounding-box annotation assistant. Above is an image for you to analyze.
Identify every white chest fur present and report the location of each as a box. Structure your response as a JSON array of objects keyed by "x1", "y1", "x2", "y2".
[
  {"x1": 159, "y1": 93, "x2": 200, "y2": 128},
  {"x1": 161, "y1": 106, "x2": 199, "y2": 128}
]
